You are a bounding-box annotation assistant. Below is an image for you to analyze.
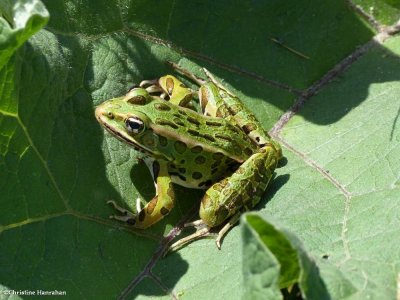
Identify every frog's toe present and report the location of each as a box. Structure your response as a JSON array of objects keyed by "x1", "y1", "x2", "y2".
[
  {"x1": 139, "y1": 79, "x2": 158, "y2": 88},
  {"x1": 107, "y1": 200, "x2": 137, "y2": 225},
  {"x1": 168, "y1": 227, "x2": 212, "y2": 254},
  {"x1": 109, "y1": 214, "x2": 136, "y2": 225},
  {"x1": 107, "y1": 200, "x2": 130, "y2": 214},
  {"x1": 184, "y1": 219, "x2": 207, "y2": 229},
  {"x1": 215, "y1": 235, "x2": 223, "y2": 250}
]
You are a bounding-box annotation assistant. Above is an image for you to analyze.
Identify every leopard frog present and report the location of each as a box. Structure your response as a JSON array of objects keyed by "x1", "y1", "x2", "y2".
[{"x1": 95, "y1": 63, "x2": 282, "y2": 250}]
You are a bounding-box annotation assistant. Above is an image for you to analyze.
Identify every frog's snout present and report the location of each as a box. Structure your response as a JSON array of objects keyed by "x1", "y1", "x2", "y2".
[
  {"x1": 95, "y1": 101, "x2": 121, "y2": 121},
  {"x1": 95, "y1": 104, "x2": 110, "y2": 123},
  {"x1": 95, "y1": 105, "x2": 105, "y2": 118}
]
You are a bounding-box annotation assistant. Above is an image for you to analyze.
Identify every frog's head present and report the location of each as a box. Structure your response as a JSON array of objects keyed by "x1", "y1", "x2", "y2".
[{"x1": 95, "y1": 88, "x2": 161, "y2": 155}]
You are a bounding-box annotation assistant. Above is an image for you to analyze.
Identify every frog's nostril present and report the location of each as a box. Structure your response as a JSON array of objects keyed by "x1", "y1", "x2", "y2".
[{"x1": 107, "y1": 111, "x2": 114, "y2": 119}]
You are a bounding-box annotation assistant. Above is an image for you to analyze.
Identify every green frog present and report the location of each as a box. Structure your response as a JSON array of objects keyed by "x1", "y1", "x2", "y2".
[{"x1": 95, "y1": 63, "x2": 282, "y2": 250}]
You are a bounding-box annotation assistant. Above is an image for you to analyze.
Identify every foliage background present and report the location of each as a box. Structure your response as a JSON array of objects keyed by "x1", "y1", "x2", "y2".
[{"x1": 1, "y1": 0, "x2": 400, "y2": 299}]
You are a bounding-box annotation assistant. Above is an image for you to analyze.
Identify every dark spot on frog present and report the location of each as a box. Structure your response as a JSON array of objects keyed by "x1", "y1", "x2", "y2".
[
  {"x1": 158, "y1": 135, "x2": 168, "y2": 146},
  {"x1": 155, "y1": 119, "x2": 178, "y2": 129},
  {"x1": 191, "y1": 145, "x2": 203, "y2": 153},
  {"x1": 211, "y1": 161, "x2": 221, "y2": 169},
  {"x1": 195, "y1": 155, "x2": 206, "y2": 164},
  {"x1": 242, "y1": 123, "x2": 256, "y2": 134},
  {"x1": 154, "y1": 103, "x2": 171, "y2": 111},
  {"x1": 170, "y1": 172, "x2": 187, "y2": 182},
  {"x1": 206, "y1": 121, "x2": 223, "y2": 127},
  {"x1": 160, "y1": 207, "x2": 170, "y2": 215},
  {"x1": 202, "y1": 134, "x2": 215, "y2": 142},
  {"x1": 244, "y1": 147, "x2": 253, "y2": 156},
  {"x1": 215, "y1": 134, "x2": 232, "y2": 142},
  {"x1": 192, "y1": 172, "x2": 203, "y2": 180},
  {"x1": 174, "y1": 118, "x2": 185, "y2": 126},
  {"x1": 187, "y1": 116, "x2": 201, "y2": 126},
  {"x1": 188, "y1": 129, "x2": 200, "y2": 136},
  {"x1": 212, "y1": 152, "x2": 224, "y2": 161},
  {"x1": 138, "y1": 210, "x2": 146, "y2": 222},
  {"x1": 174, "y1": 141, "x2": 187, "y2": 153},
  {"x1": 127, "y1": 95, "x2": 147, "y2": 105}
]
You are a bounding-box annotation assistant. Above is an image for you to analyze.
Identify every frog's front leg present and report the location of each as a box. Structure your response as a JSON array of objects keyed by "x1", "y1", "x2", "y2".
[
  {"x1": 109, "y1": 160, "x2": 175, "y2": 229},
  {"x1": 170, "y1": 143, "x2": 279, "y2": 251},
  {"x1": 140, "y1": 75, "x2": 194, "y2": 107}
]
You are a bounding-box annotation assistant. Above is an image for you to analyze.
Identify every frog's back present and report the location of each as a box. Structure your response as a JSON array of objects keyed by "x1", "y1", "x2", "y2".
[
  {"x1": 137, "y1": 99, "x2": 258, "y2": 189},
  {"x1": 139, "y1": 99, "x2": 257, "y2": 162}
]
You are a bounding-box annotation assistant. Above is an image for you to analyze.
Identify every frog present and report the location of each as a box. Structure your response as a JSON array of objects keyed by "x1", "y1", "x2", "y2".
[{"x1": 95, "y1": 63, "x2": 282, "y2": 251}]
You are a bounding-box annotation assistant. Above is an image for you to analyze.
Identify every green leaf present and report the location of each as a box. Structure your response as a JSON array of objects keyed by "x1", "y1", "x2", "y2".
[
  {"x1": 0, "y1": 0, "x2": 49, "y2": 69},
  {"x1": 351, "y1": 0, "x2": 400, "y2": 25},
  {"x1": 1, "y1": 0, "x2": 399, "y2": 299},
  {"x1": 242, "y1": 213, "x2": 329, "y2": 300},
  {"x1": 276, "y1": 35, "x2": 400, "y2": 299}
]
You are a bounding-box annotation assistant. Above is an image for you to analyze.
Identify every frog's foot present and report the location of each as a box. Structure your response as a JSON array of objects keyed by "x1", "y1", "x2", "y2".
[
  {"x1": 107, "y1": 200, "x2": 136, "y2": 225},
  {"x1": 167, "y1": 214, "x2": 241, "y2": 253},
  {"x1": 139, "y1": 79, "x2": 158, "y2": 88},
  {"x1": 167, "y1": 222, "x2": 214, "y2": 254},
  {"x1": 173, "y1": 209, "x2": 244, "y2": 252},
  {"x1": 139, "y1": 79, "x2": 164, "y2": 95}
]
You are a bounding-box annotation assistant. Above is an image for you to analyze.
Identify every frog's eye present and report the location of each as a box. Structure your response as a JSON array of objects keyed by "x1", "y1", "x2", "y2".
[{"x1": 125, "y1": 117, "x2": 144, "y2": 134}]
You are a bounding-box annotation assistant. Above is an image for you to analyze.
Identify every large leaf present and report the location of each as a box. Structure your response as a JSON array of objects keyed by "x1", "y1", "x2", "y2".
[
  {"x1": 1, "y1": 0, "x2": 399, "y2": 299},
  {"x1": 241, "y1": 213, "x2": 329, "y2": 300}
]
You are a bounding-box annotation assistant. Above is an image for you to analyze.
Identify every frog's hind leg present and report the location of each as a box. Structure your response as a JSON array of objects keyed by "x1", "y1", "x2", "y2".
[
  {"x1": 200, "y1": 144, "x2": 279, "y2": 248},
  {"x1": 200, "y1": 69, "x2": 282, "y2": 158},
  {"x1": 168, "y1": 211, "x2": 242, "y2": 253},
  {"x1": 108, "y1": 160, "x2": 176, "y2": 229},
  {"x1": 168, "y1": 144, "x2": 279, "y2": 251}
]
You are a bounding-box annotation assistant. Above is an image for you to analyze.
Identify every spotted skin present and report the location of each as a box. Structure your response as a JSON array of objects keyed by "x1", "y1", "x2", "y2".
[
  {"x1": 194, "y1": 76, "x2": 280, "y2": 229},
  {"x1": 200, "y1": 144, "x2": 277, "y2": 227},
  {"x1": 130, "y1": 160, "x2": 175, "y2": 229},
  {"x1": 95, "y1": 66, "x2": 282, "y2": 249}
]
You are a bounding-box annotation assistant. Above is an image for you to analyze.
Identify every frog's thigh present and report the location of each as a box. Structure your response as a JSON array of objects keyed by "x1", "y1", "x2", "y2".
[
  {"x1": 199, "y1": 145, "x2": 278, "y2": 228},
  {"x1": 134, "y1": 161, "x2": 175, "y2": 229}
]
